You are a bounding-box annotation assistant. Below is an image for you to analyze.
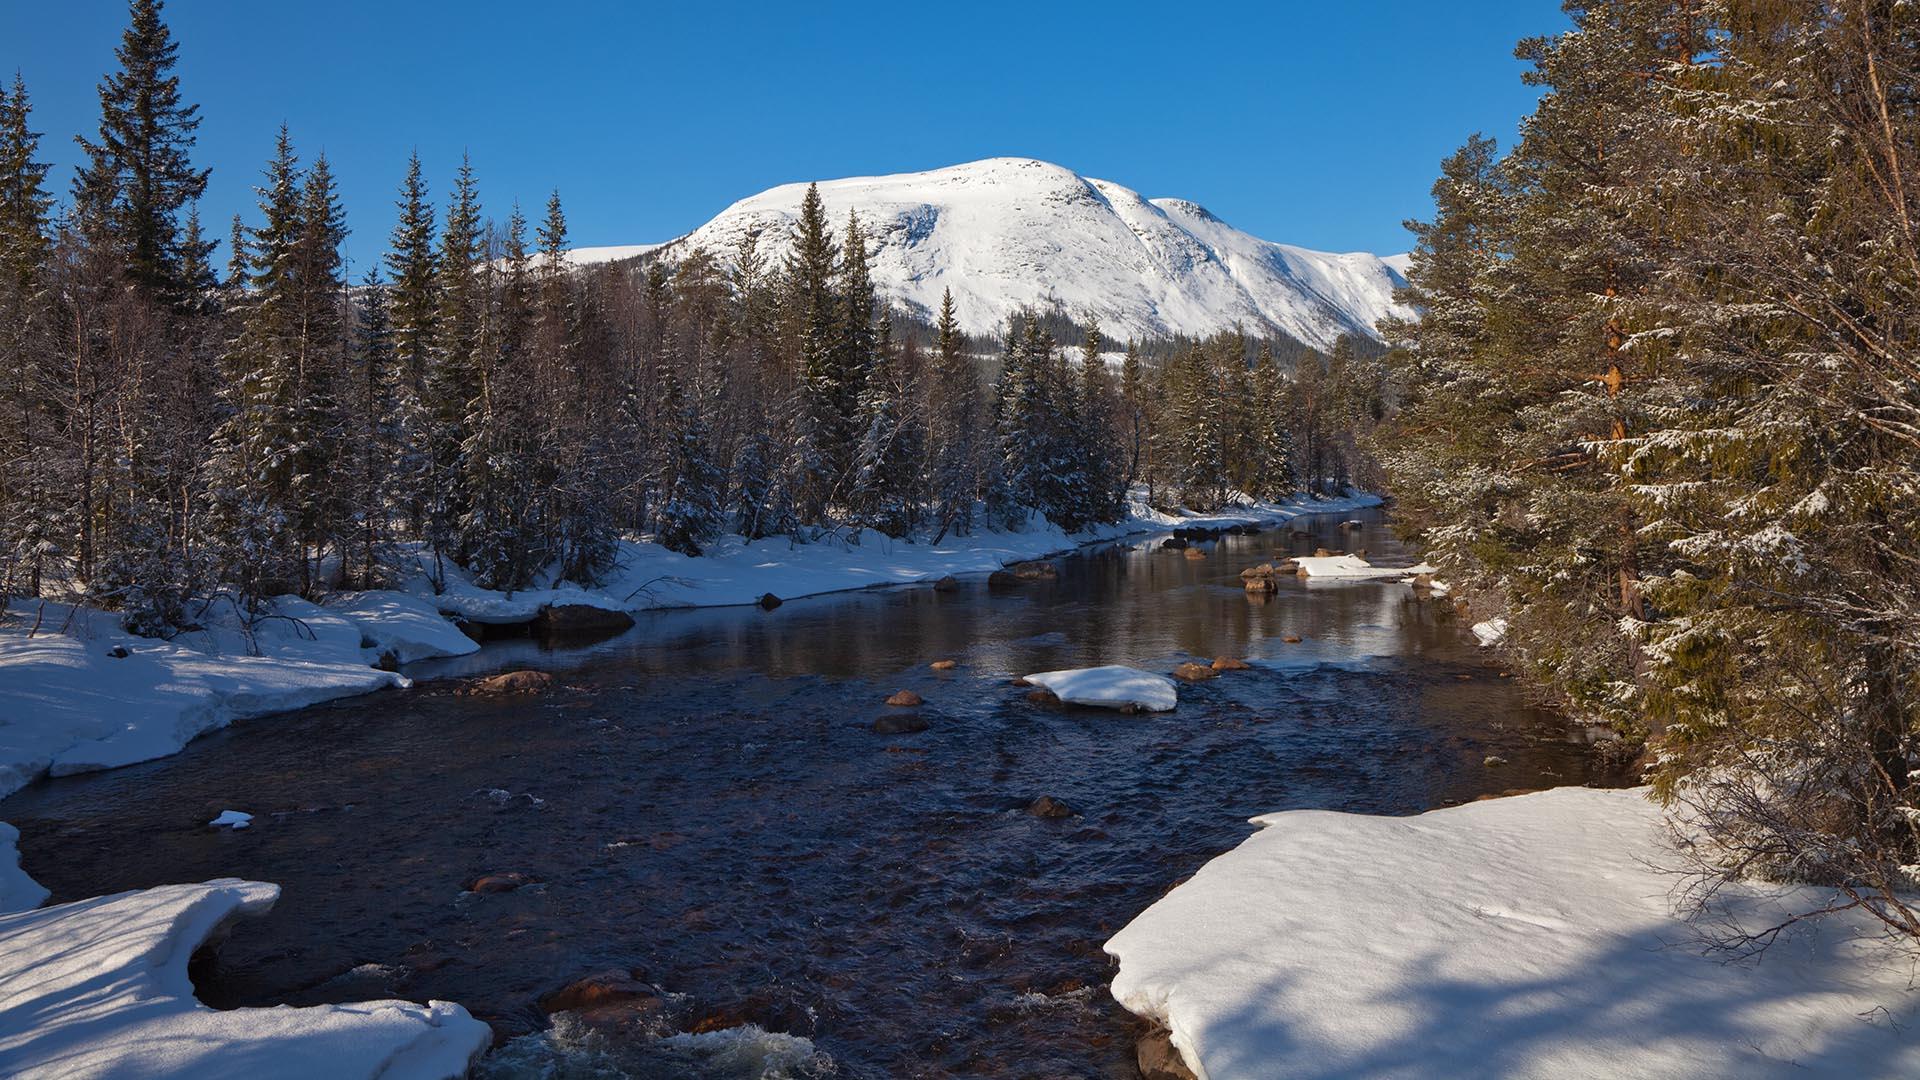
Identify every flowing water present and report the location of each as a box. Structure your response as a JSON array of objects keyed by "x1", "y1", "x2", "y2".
[{"x1": 4, "y1": 510, "x2": 1615, "y2": 1078}]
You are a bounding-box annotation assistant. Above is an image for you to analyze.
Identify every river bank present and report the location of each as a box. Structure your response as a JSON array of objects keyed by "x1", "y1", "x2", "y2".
[{"x1": 0, "y1": 492, "x2": 1380, "y2": 802}]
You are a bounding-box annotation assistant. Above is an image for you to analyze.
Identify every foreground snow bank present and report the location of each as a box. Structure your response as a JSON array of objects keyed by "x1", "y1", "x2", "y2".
[
  {"x1": 0, "y1": 878, "x2": 490, "y2": 1079},
  {"x1": 1024, "y1": 666, "x2": 1178, "y2": 712},
  {"x1": 1106, "y1": 787, "x2": 1920, "y2": 1080}
]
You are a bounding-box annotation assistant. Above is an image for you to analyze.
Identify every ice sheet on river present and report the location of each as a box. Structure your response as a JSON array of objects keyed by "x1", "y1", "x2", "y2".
[
  {"x1": 0, "y1": 877, "x2": 491, "y2": 1079},
  {"x1": 1293, "y1": 553, "x2": 1435, "y2": 581},
  {"x1": 1024, "y1": 665, "x2": 1178, "y2": 712},
  {"x1": 1105, "y1": 786, "x2": 1920, "y2": 1079}
]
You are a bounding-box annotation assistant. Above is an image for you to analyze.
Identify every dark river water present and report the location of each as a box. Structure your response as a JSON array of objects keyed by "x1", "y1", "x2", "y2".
[{"x1": 3, "y1": 510, "x2": 1613, "y2": 1078}]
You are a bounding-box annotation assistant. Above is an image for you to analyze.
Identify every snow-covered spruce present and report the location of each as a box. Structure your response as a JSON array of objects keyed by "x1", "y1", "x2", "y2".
[
  {"x1": 1023, "y1": 666, "x2": 1178, "y2": 712},
  {"x1": 0, "y1": 493, "x2": 1379, "y2": 799},
  {"x1": 1105, "y1": 787, "x2": 1920, "y2": 1079},
  {"x1": 0, "y1": 878, "x2": 490, "y2": 1079}
]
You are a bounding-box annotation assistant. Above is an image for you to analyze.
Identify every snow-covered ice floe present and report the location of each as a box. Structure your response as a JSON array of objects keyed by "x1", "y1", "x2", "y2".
[
  {"x1": 1023, "y1": 666, "x2": 1178, "y2": 712},
  {"x1": 1293, "y1": 554, "x2": 1436, "y2": 581},
  {"x1": 0, "y1": 877, "x2": 491, "y2": 1079},
  {"x1": 206, "y1": 810, "x2": 252, "y2": 830},
  {"x1": 1105, "y1": 787, "x2": 1920, "y2": 1079}
]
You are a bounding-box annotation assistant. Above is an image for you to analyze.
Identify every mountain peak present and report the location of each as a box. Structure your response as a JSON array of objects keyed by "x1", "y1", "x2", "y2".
[{"x1": 652, "y1": 160, "x2": 1410, "y2": 349}]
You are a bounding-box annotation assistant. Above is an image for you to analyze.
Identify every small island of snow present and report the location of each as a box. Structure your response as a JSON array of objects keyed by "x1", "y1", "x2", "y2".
[{"x1": 1024, "y1": 666, "x2": 1178, "y2": 712}]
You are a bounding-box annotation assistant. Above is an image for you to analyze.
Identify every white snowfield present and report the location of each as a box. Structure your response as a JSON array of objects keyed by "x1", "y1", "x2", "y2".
[
  {"x1": 0, "y1": 826, "x2": 45, "y2": 913},
  {"x1": 0, "y1": 876, "x2": 491, "y2": 1080},
  {"x1": 1105, "y1": 787, "x2": 1920, "y2": 1080},
  {"x1": 656, "y1": 157, "x2": 1411, "y2": 351},
  {"x1": 1023, "y1": 666, "x2": 1178, "y2": 712},
  {"x1": 1293, "y1": 553, "x2": 1436, "y2": 581},
  {"x1": 0, "y1": 492, "x2": 1377, "y2": 800}
]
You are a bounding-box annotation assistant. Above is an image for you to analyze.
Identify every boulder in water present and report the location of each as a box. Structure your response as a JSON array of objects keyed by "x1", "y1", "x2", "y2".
[
  {"x1": 885, "y1": 689, "x2": 924, "y2": 707},
  {"x1": 757, "y1": 592, "x2": 783, "y2": 610},
  {"x1": 472, "y1": 670, "x2": 552, "y2": 694},
  {"x1": 532, "y1": 604, "x2": 634, "y2": 637},
  {"x1": 1211, "y1": 656, "x2": 1251, "y2": 671},
  {"x1": 929, "y1": 659, "x2": 958, "y2": 671},
  {"x1": 932, "y1": 575, "x2": 959, "y2": 592},
  {"x1": 1171, "y1": 662, "x2": 1218, "y2": 683}
]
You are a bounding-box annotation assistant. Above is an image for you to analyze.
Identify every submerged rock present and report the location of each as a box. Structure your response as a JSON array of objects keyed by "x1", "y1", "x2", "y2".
[
  {"x1": 539, "y1": 968, "x2": 664, "y2": 1018},
  {"x1": 987, "y1": 570, "x2": 1022, "y2": 589},
  {"x1": 932, "y1": 575, "x2": 959, "y2": 592},
  {"x1": 1211, "y1": 657, "x2": 1251, "y2": 671},
  {"x1": 1028, "y1": 795, "x2": 1075, "y2": 819},
  {"x1": 1008, "y1": 560, "x2": 1058, "y2": 580},
  {"x1": 468, "y1": 871, "x2": 532, "y2": 895},
  {"x1": 1282, "y1": 634, "x2": 1303, "y2": 644},
  {"x1": 1161, "y1": 536, "x2": 1189, "y2": 551},
  {"x1": 473, "y1": 670, "x2": 553, "y2": 694},
  {"x1": 873, "y1": 714, "x2": 929, "y2": 735},
  {"x1": 1182, "y1": 548, "x2": 1207, "y2": 560}
]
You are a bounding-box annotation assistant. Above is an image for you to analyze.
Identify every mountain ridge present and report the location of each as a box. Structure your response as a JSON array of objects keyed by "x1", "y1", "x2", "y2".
[{"x1": 589, "y1": 158, "x2": 1410, "y2": 349}]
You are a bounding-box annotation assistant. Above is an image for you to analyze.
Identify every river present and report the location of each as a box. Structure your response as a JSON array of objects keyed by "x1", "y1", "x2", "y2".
[{"x1": 2, "y1": 509, "x2": 1613, "y2": 1078}]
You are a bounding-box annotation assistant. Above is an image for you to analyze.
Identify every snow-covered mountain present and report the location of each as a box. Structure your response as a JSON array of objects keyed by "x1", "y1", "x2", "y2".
[{"x1": 631, "y1": 158, "x2": 1409, "y2": 349}]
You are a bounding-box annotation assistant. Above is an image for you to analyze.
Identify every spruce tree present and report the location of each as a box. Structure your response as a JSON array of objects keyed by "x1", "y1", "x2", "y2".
[{"x1": 72, "y1": 0, "x2": 209, "y2": 299}]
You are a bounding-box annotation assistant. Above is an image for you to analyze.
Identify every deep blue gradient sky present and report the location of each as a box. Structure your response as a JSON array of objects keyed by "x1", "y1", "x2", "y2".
[{"x1": 3, "y1": 2, "x2": 1569, "y2": 273}]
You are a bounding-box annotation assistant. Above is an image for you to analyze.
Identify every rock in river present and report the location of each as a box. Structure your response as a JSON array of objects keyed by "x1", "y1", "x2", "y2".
[{"x1": 472, "y1": 670, "x2": 553, "y2": 694}]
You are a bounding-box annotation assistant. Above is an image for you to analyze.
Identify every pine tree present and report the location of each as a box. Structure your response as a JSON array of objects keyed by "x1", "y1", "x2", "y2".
[
  {"x1": 0, "y1": 73, "x2": 58, "y2": 596},
  {"x1": 71, "y1": 0, "x2": 209, "y2": 299},
  {"x1": 787, "y1": 182, "x2": 841, "y2": 523},
  {"x1": 928, "y1": 289, "x2": 981, "y2": 540},
  {"x1": 345, "y1": 271, "x2": 396, "y2": 589}
]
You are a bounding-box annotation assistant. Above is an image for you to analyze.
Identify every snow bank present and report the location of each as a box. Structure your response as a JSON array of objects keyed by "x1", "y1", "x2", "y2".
[
  {"x1": 0, "y1": 878, "x2": 490, "y2": 1079},
  {"x1": 0, "y1": 599, "x2": 409, "y2": 799},
  {"x1": 1471, "y1": 616, "x2": 1509, "y2": 647},
  {"x1": 1024, "y1": 666, "x2": 1178, "y2": 712},
  {"x1": 415, "y1": 490, "x2": 1384, "y2": 620},
  {"x1": 1106, "y1": 787, "x2": 1920, "y2": 1080},
  {"x1": 1294, "y1": 553, "x2": 1436, "y2": 581},
  {"x1": 323, "y1": 590, "x2": 480, "y2": 663},
  {"x1": 0, "y1": 825, "x2": 45, "y2": 914}
]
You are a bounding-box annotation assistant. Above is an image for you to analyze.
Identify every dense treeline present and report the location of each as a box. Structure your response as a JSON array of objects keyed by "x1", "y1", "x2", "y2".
[
  {"x1": 1382, "y1": 0, "x2": 1920, "y2": 940},
  {"x1": 0, "y1": 1, "x2": 1386, "y2": 633}
]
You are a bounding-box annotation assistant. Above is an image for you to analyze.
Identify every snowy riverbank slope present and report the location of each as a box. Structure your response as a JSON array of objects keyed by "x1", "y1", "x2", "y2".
[
  {"x1": 1106, "y1": 787, "x2": 1920, "y2": 1079},
  {"x1": 0, "y1": 849, "x2": 490, "y2": 1079},
  {"x1": 0, "y1": 492, "x2": 1380, "y2": 799}
]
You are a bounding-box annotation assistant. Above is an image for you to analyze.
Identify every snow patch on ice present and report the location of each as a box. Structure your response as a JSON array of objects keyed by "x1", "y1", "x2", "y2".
[{"x1": 1294, "y1": 554, "x2": 1435, "y2": 581}]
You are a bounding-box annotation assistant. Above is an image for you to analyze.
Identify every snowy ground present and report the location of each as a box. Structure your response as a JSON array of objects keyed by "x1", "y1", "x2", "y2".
[
  {"x1": 0, "y1": 492, "x2": 1378, "y2": 797},
  {"x1": 1106, "y1": 787, "x2": 1920, "y2": 1079},
  {"x1": 0, "y1": 852, "x2": 490, "y2": 1079}
]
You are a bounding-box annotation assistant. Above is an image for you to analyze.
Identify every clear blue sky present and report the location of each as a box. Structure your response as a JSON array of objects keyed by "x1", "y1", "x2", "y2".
[{"x1": 3, "y1": 1, "x2": 1568, "y2": 273}]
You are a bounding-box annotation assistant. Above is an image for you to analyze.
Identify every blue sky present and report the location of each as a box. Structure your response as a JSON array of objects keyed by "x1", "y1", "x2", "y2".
[{"x1": 3, "y1": 2, "x2": 1566, "y2": 272}]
